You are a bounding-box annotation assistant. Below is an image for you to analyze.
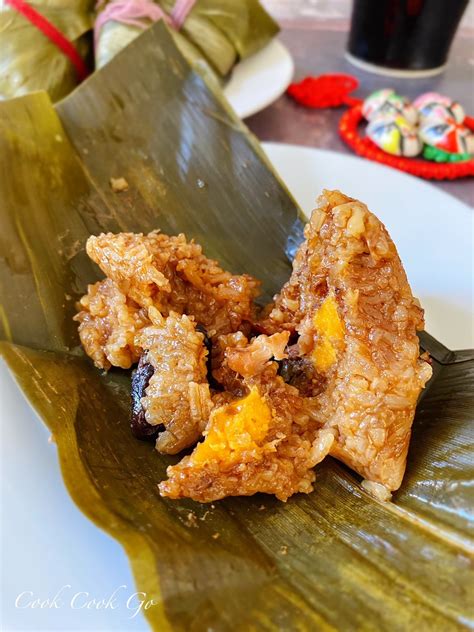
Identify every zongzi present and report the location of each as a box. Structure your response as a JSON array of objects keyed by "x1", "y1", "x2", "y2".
[
  {"x1": 0, "y1": 0, "x2": 93, "y2": 102},
  {"x1": 95, "y1": 0, "x2": 279, "y2": 77},
  {"x1": 264, "y1": 190, "x2": 433, "y2": 498},
  {"x1": 75, "y1": 190, "x2": 432, "y2": 502}
]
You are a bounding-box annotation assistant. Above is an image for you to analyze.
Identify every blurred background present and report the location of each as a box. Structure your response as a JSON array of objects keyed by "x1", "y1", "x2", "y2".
[
  {"x1": 261, "y1": 0, "x2": 474, "y2": 29},
  {"x1": 249, "y1": 0, "x2": 473, "y2": 204}
]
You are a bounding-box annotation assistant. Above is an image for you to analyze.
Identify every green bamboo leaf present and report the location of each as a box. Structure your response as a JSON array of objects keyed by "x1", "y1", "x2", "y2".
[
  {"x1": 171, "y1": 10, "x2": 237, "y2": 76},
  {"x1": 0, "y1": 92, "x2": 101, "y2": 350},
  {"x1": 0, "y1": 22, "x2": 472, "y2": 632},
  {"x1": 157, "y1": 0, "x2": 279, "y2": 59},
  {"x1": 55, "y1": 23, "x2": 302, "y2": 303}
]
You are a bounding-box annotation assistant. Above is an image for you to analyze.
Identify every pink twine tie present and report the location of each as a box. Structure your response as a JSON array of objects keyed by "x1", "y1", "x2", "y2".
[
  {"x1": 170, "y1": 0, "x2": 196, "y2": 29},
  {"x1": 94, "y1": 0, "x2": 197, "y2": 51}
]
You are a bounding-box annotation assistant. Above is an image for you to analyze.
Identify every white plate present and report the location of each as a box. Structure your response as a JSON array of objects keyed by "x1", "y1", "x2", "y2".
[
  {"x1": 224, "y1": 39, "x2": 294, "y2": 118},
  {"x1": 1, "y1": 144, "x2": 472, "y2": 631}
]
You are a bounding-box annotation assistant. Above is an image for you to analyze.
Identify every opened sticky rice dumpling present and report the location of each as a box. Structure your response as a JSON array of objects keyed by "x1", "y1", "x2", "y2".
[
  {"x1": 265, "y1": 190, "x2": 432, "y2": 498},
  {"x1": 76, "y1": 190, "x2": 432, "y2": 502}
]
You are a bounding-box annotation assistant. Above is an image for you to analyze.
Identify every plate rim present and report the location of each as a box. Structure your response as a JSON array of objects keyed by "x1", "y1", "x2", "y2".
[
  {"x1": 262, "y1": 141, "x2": 473, "y2": 214},
  {"x1": 224, "y1": 39, "x2": 294, "y2": 119}
]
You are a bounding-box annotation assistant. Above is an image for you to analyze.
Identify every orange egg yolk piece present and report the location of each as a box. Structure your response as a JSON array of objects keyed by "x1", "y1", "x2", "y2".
[
  {"x1": 192, "y1": 387, "x2": 272, "y2": 465},
  {"x1": 312, "y1": 295, "x2": 345, "y2": 372}
]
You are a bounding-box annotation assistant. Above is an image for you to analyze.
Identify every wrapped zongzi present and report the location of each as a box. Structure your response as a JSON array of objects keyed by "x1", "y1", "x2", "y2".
[
  {"x1": 94, "y1": 0, "x2": 278, "y2": 76},
  {"x1": 0, "y1": 0, "x2": 93, "y2": 101}
]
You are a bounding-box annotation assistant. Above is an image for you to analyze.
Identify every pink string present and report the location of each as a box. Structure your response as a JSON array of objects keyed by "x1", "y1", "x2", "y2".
[
  {"x1": 170, "y1": 0, "x2": 196, "y2": 29},
  {"x1": 94, "y1": 0, "x2": 197, "y2": 51}
]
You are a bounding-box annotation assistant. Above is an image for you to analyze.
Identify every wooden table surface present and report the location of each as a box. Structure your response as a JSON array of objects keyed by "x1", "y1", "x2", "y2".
[{"x1": 247, "y1": 1, "x2": 474, "y2": 206}]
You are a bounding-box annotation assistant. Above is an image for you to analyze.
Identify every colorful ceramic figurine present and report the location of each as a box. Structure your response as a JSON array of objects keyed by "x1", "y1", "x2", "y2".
[
  {"x1": 366, "y1": 114, "x2": 422, "y2": 157},
  {"x1": 420, "y1": 117, "x2": 474, "y2": 162},
  {"x1": 413, "y1": 92, "x2": 465, "y2": 124},
  {"x1": 362, "y1": 89, "x2": 418, "y2": 125},
  {"x1": 364, "y1": 89, "x2": 472, "y2": 162},
  {"x1": 288, "y1": 73, "x2": 474, "y2": 178}
]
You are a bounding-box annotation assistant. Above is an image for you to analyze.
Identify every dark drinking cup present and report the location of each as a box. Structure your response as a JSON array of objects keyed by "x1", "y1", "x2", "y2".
[{"x1": 347, "y1": 0, "x2": 469, "y2": 76}]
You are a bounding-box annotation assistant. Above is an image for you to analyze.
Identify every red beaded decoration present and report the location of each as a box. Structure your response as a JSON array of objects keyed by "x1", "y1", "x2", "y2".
[{"x1": 287, "y1": 75, "x2": 474, "y2": 180}]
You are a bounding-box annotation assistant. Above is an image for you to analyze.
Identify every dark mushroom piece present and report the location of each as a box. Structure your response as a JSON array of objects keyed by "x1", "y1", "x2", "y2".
[
  {"x1": 278, "y1": 356, "x2": 325, "y2": 397},
  {"x1": 130, "y1": 352, "x2": 160, "y2": 441},
  {"x1": 195, "y1": 323, "x2": 222, "y2": 390}
]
